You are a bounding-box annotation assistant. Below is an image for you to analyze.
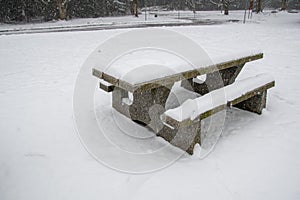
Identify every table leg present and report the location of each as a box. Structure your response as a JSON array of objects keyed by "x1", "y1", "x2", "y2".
[
  {"x1": 158, "y1": 119, "x2": 201, "y2": 155},
  {"x1": 112, "y1": 85, "x2": 173, "y2": 125},
  {"x1": 234, "y1": 90, "x2": 267, "y2": 114},
  {"x1": 182, "y1": 64, "x2": 245, "y2": 95}
]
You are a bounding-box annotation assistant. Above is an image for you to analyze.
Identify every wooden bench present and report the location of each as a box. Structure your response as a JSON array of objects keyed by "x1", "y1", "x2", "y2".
[{"x1": 161, "y1": 73, "x2": 275, "y2": 154}]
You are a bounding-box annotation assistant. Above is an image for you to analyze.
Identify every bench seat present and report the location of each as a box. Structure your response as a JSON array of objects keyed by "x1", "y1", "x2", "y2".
[{"x1": 159, "y1": 73, "x2": 275, "y2": 154}]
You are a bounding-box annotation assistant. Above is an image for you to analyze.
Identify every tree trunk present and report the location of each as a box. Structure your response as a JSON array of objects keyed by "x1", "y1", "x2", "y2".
[
  {"x1": 281, "y1": 0, "x2": 287, "y2": 10},
  {"x1": 57, "y1": 0, "x2": 67, "y2": 20},
  {"x1": 256, "y1": 0, "x2": 262, "y2": 13},
  {"x1": 192, "y1": 0, "x2": 196, "y2": 14},
  {"x1": 133, "y1": 0, "x2": 138, "y2": 17},
  {"x1": 222, "y1": 0, "x2": 229, "y2": 15}
]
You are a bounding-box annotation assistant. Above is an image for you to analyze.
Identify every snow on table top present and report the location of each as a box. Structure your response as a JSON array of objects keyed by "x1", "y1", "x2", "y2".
[
  {"x1": 101, "y1": 49, "x2": 263, "y2": 85},
  {"x1": 104, "y1": 48, "x2": 194, "y2": 84},
  {"x1": 165, "y1": 73, "x2": 274, "y2": 122}
]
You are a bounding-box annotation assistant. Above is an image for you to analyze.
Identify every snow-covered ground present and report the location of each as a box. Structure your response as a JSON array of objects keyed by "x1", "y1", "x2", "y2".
[
  {"x1": 0, "y1": 11, "x2": 192, "y2": 34},
  {"x1": 0, "y1": 10, "x2": 220, "y2": 31},
  {"x1": 0, "y1": 10, "x2": 269, "y2": 34},
  {"x1": 1, "y1": 11, "x2": 300, "y2": 200}
]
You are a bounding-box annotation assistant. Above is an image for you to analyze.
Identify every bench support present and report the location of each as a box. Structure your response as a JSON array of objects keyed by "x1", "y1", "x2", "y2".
[
  {"x1": 112, "y1": 85, "x2": 173, "y2": 125},
  {"x1": 182, "y1": 64, "x2": 244, "y2": 95},
  {"x1": 158, "y1": 120, "x2": 201, "y2": 154},
  {"x1": 234, "y1": 90, "x2": 267, "y2": 114}
]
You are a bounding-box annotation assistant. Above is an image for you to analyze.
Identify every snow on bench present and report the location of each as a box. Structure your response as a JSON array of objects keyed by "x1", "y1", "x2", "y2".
[
  {"x1": 163, "y1": 73, "x2": 275, "y2": 128},
  {"x1": 99, "y1": 79, "x2": 115, "y2": 92}
]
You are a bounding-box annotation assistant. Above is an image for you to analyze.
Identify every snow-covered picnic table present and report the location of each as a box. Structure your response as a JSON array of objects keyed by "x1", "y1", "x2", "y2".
[
  {"x1": 92, "y1": 50, "x2": 274, "y2": 154},
  {"x1": 93, "y1": 50, "x2": 264, "y2": 93}
]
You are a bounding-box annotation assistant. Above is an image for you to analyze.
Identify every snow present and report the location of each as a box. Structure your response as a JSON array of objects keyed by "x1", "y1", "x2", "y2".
[
  {"x1": 0, "y1": 12, "x2": 192, "y2": 35},
  {"x1": 165, "y1": 73, "x2": 274, "y2": 122},
  {"x1": 104, "y1": 49, "x2": 194, "y2": 84},
  {"x1": 99, "y1": 79, "x2": 113, "y2": 87},
  {"x1": 122, "y1": 97, "x2": 133, "y2": 105},
  {"x1": 101, "y1": 48, "x2": 262, "y2": 85},
  {"x1": 0, "y1": 10, "x2": 273, "y2": 35},
  {"x1": 1, "y1": 10, "x2": 300, "y2": 200}
]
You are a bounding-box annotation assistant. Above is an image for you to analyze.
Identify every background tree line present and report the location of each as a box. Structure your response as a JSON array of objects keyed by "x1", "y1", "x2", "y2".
[{"x1": 0, "y1": 0, "x2": 299, "y2": 23}]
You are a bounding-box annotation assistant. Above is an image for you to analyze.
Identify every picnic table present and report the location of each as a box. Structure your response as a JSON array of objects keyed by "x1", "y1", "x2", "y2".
[{"x1": 93, "y1": 50, "x2": 275, "y2": 154}]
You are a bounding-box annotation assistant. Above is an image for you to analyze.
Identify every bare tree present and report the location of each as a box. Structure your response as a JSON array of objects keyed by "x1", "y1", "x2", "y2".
[
  {"x1": 209, "y1": 0, "x2": 223, "y2": 12},
  {"x1": 56, "y1": 0, "x2": 68, "y2": 20},
  {"x1": 256, "y1": 0, "x2": 263, "y2": 13},
  {"x1": 192, "y1": 0, "x2": 196, "y2": 13},
  {"x1": 209, "y1": 0, "x2": 231, "y2": 15},
  {"x1": 281, "y1": 0, "x2": 287, "y2": 10},
  {"x1": 186, "y1": 0, "x2": 196, "y2": 13},
  {"x1": 222, "y1": 0, "x2": 229, "y2": 15},
  {"x1": 133, "y1": 0, "x2": 138, "y2": 17}
]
